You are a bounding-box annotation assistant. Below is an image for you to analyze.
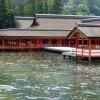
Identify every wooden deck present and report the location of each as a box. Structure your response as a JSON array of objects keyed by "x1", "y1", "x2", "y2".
[{"x1": 44, "y1": 47, "x2": 100, "y2": 60}]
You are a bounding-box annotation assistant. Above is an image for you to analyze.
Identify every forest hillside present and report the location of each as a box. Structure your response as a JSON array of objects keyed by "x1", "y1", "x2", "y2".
[{"x1": 0, "y1": 0, "x2": 100, "y2": 29}]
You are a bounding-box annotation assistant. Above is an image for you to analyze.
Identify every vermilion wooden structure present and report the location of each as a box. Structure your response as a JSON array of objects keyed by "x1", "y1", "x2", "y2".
[
  {"x1": 68, "y1": 27, "x2": 100, "y2": 61},
  {"x1": 0, "y1": 37, "x2": 68, "y2": 49},
  {"x1": 0, "y1": 29, "x2": 69, "y2": 50}
]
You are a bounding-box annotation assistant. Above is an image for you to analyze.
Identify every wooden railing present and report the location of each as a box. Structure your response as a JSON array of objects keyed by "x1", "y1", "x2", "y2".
[
  {"x1": 76, "y1": 48, "x2": 100, "y2": 57},
  {"x1": 0, "y1": 45, "x2": 43, "y2": 49}
]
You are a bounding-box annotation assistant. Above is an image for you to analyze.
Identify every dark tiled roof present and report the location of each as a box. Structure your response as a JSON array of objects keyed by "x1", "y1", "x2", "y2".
[
  {"x1": 31, "y1": 18, "x2": 81, "y2": 30},
  {"x1": 15, "y1": 17, "x2": 81, "y2": 30},
  {"x1": 78, "y1": 27, "x2": 100, "y2": 37},
  {"x1": 15, "y1": 14, "x2": 99, "y2": 29},
  {"x1": 0, "y1": 29, "x2": 69, "y2": 37}
]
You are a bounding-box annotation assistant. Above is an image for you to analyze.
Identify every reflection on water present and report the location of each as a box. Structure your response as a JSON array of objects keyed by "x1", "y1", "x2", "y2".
[{"x1": 0, "y1": 51, "x2": 100, "y2": 100}]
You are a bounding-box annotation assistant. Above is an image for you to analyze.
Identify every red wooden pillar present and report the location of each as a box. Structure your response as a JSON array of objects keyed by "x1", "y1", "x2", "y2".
[
  {"x1": 77, "y1": 40, "x2": 79, "y2": 48},
  {"x1": 20, "y1": 38, "x2": 22, "y2": 49},
  {"x1": 37, "y1": 39, "x2": 40, "y2": 47},
  {"x1": 59, "y1": 39, "x2": 62, "y2": 47},
  {"x1": 82, "y1": 38, "x2": 84, "y2": 59},
  {"x1": 2, "y1": 39, "x2": 4, "y2": 49},
  {"x1": 32, "y1": 39, "x2": 35, "y2": 47},
  {"x1": 69, "y1": 39, "x2": 70, "y2": 47},
  {"x1": 76, "y1": 39, "x2": 78, "y2": 57},
  {"x1": 34, "y1": 39, "x2": 37, "y2": 47},
  {"x1": 57, "y1": 39, "x2": 58, "y2": 47},
  {"x1": 49, "y1": 39, "x2": 52, "y2": 47},
  {"x1": 30, "y1": 38, "x2": 33, "y2": 48},
  {"x1": 66, "y1": 39, "x2": 68, "y2": 47},
  {"x1": 39, "y1": 39, "x2": 42, "y2": 47},
  {"x1": 88, "y1": 39, "x2": 91, "y2": 62}
]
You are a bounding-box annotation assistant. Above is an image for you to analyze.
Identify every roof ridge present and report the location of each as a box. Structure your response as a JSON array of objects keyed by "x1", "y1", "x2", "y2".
[
  {"x1": 81, "y1": 17, "x2": 100, "y2": 23},
  {"x1": 77, "y1": 23, "x2": 100, "y2": 27},
  {"x1": 0, "y1": 28, "x2": 70, "y2": 31},
  {"x1": 36, "y1": 14, "x2": 99, "y2": 19},
  {"x1": 15, "y1": 14, "x2": 99, "y2": 20},
  {"x1": 15, "y1": 16, "x2": 34, "y2": 20}
]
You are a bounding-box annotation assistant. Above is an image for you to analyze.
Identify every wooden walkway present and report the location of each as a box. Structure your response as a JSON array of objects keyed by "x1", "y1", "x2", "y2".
[
  {"x1": 43, "y1": 47, "x2": 76, "y2": 52},
  {"x1": 44, "y1": 47, "x2": 100, "y2": 61}
]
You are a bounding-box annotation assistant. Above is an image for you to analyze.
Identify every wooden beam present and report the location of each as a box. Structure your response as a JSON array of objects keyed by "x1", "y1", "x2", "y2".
[
  {"x1": 30, "y1": 38, "x2": 33, "y2": 48},
  {"x1": 37, "y1": 39, "x2": 40, "y2": 47},
  {"x1": 20, "y1": 38, "x2": 22, "y2": 49},
  {"x1": 59, "y1": 39, "x2": 62, "y2": 47},
  {"x1": 88, "y1": 39, "x2": 91, "y2": 62},
  {"x1": 82, "y1": 37, "x2": 84, "y2": 60},
  {"x1": 49, "y1": 39, "x2": 52, "y2": 47},
  {"x1": 2, "y1": 39, "x2": 4, "y2": 48}
]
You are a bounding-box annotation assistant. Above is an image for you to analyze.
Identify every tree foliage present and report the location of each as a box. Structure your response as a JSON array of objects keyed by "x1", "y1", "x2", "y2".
[
  {"x1": 0, "y1": 0, "x2": 15, "y2": 29},
  {"x1": 62, "y1": 0, "x2": 100, "y2": 15},
  {"x1": 51, "y1": 0, "x2": 63, "y2": 14},
  {"x1": 15, "y1": 0, "x2": 100, "y2": 16},
  {"x1": 1, "y1": 0, "x2": 100, "y2": 29}
]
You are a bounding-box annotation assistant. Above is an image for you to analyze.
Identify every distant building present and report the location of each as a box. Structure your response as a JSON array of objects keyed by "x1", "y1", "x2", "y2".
[{"x1": 0, "y1": 14, "x2": 100, "y2": 60}]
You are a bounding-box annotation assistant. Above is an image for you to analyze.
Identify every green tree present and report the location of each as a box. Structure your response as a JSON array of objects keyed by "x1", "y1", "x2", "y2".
[
  {"x1": 0, "y1": 0, "x2": 7, "y2": 28},
  {"x1": 87, "y1": 0, "x2": 100, "y2": 15},
  {"x1": 43, "y1": 0, "x2": 49, "y2": 13},
  {"x1": 62, "y1": 0, "x2": 90, "y2": 15},
  {"x1": 0, "y1": 0, "x2": 15, "y2": 29},
  {"x1": 29, "y1": 0, "x2": 37, "y2": 15},
  {"x1": 17, "y1": 0, "x2": 30, "y2": 16},
  {"x1": 51, "y1": 0, "x2": 63, "y2": 14},
  {"x1": 30, "y1": 0, "x2": 49, "y2": 14},
  {"x1": 35, "y1": 0, "x2": 44, "y2": 13}
]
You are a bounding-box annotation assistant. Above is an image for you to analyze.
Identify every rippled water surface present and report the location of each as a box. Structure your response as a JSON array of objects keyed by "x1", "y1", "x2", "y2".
[{"x1": 0, "y1": 51, "x2": 100, "y2": 100}]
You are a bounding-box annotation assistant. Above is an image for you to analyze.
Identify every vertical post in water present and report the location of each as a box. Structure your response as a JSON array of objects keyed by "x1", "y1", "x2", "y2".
[{"x1": 88, "y1": 39, "x2": 91, "y2": 62}]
